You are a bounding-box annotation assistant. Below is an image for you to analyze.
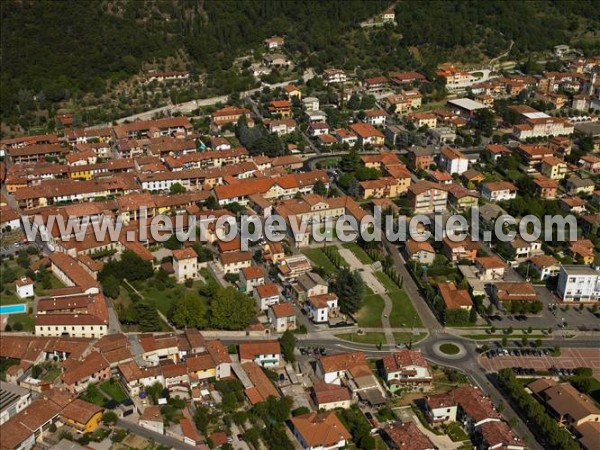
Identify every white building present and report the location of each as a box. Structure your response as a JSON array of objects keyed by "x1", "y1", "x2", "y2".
[
  {"x1": 381, "y1": 350, "x2": 432, "y2": 393},
  {"x1": 557, "y1": 265, "x2": 600, "y2": 302},
  {"x1": 268, "y1": 303, "x2": 296, "y2": 333},
  {"x1": 438, "y1": 147, "x2": 468, "y2": 175},
  {"x1": 363, "y1": 110, "x2": 387, "y2": 126},
  {"x1": 0, "y1": 382, "x2": 32, "y2": 426},
  {"x1": 302, "y1": 97, "x2": 320, "y2": 112},
  {"x1": 239, "y1": 341, "x2": 281, "y2": 367},
  {"x1": 306, "y1": 293, "x2": 339, "y2": 323},
  {"x1": 15, "y1": 277, "x2": 34, "y2": 299},
  {"x1": 139, "y1": 406, "x2": 164, "y2": 435},
  {"x1": 239, "y1": 265, "x2": 266, "y2": 292},
  {"x1": 480, "y1": 181, "x2": 518, "y2": 202},
  {"x1": 425, "y1": 393, "x2": 458, "y2": 424},
  {"x1": 253, "y1": 283, "x2": 281, "y2": 311},
  {"x1": 172, "y1": 248, "x2": 198, "y2": 282}
]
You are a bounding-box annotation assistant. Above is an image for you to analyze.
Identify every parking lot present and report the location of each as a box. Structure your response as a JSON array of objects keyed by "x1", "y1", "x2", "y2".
[{"x1": 480, "y1": 347, "x2": 600, "y2": 378}]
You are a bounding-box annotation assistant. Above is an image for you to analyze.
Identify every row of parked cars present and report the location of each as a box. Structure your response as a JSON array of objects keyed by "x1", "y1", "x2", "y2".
[
  {"x1": 512, "y1": 367, "x2": 537, "y2": 376},
  {"x1": 486, "y1": 348, "x2": 551, "y2": 358},
  {"x1": 549, "y1": 367, "x2": 576, "y2": 377}
]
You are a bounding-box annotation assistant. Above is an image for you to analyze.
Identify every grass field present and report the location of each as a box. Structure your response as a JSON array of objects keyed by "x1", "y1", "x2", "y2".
[
  {"x1": 302, "y1": 248, "x2": 339, "y2": 275},
  {"x1": 375, "y1": 271, "x2": 398, "y2": 292},
  {"x1": 356, "y1": 294, "x2": 385, "y2": 328},
  {"x1": 388, "y1": 290, "x2": 423, "y2": 328},
  {"x1": 342, "y1": 242, "x2": 373, "y2": 265},
  {"x1": 337, "y1": 332, "x2": 387, "y2": 345},
  {"x1": 100, "y1": 379, "x2": 128, "y2": 402},
  {"x1": 393, "y1": 332, "x2": 427, "y2": 344},
  {"x1": 446, "y1": 422, "x2": 469, "y2": 442},
  {"x1": 7, "y1": 313, "x2": 35, "y2": 331}
]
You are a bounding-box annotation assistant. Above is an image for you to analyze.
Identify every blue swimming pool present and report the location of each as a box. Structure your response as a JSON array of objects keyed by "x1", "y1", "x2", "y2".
[{"x1": 0, "y1": 304, "x2": 27, "y2": 315}]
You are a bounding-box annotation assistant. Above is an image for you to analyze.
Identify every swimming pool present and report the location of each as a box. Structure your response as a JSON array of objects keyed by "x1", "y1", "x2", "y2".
[{"x1": 0, "y1": 304, "x2": 27, "y2": 315}]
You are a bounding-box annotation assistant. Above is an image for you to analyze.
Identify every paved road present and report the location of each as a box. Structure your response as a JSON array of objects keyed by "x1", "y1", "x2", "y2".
[{"x1": 117, "y1": 418, "x2": 199, "y2": 450}]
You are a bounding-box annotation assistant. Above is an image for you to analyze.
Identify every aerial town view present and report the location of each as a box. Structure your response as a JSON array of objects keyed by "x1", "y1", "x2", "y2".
[{"x1": 1, "y1": 1, "x2": 600, "y2": 449}]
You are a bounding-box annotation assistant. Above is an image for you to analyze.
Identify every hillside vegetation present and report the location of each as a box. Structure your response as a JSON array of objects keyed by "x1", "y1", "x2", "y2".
[{"x1": 1, "y1": 0, "x2": 598, "y2": 128}]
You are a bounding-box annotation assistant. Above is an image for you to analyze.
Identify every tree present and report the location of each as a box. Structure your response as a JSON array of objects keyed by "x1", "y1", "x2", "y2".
[
  {"x1": 469, "y1": 307, "x2": 477, "y2": 323},
  {"x1": 280, "y1": 330, "x2": 297, "y2": 363},
  {"x1": 332, "y1": 268, "x2": 365, "y2": 314},
  {"x1": 169, "y1": 293, "x2": 208, "y2": 329},
  {"x1": 102, "y1": 411, "x2": 118, "y2": 426},
  {"x1": 203, "y1": 195, "x2": 219, "y2": 210},
  {"x1": 101, "y1": 275, "x2": 120, "y2": 299},
  {"x1": 210, "y1": 287, "x2": 256, "y2": 330},
  {"x1": 347, "y1": 94, "x2": 361, "y2": 110},
  {"x1": 313, "y1": 179, "x2": 327, "y2": 197},
  {"x1": 169, "y1": 182, "x2": 186, "y2": 194},
  {"x1": 339, "y1": 148, "x2": 361, "y2": 173},
  {"x1": 99, "y1": 251, "x2": 153, "y2": 282},
  {"x1": 135, "y1": 302, "x2": 162, "y2": 331},
  {"x1": 145, "y1": 382, "x2": 164, "y2": 405}
]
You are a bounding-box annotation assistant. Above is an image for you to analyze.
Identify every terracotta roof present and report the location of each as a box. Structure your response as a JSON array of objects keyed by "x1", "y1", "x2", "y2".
[
  {"x1": 49, "y1": 252, "x2": 98, "y2": 290},
  {"x1": 475, "y1": 256, "x2": 505, "y2": 270},
  {"x1": 426, "y1": 392, "x2": 456, "y2": 409},
  {"x1": 241, "y1": 265, "x2": 266, "y2": 280},
  {"x1": 270, "y1": 302, "x2": 295, "y2": 318},
  {"x1": 349, "y1": 123, "x2": 384, "y2": 139},
  {"x1": 308, "y1": 293, "x2": 338, "y2": 309},
  {"x1": 172, "y1": 247, "x2": 197, "y2": 260},
  {"x1": 186, "y1": 353, "x2": 216, "y2": 372},
  {"x1": 62, "y1": 351, "x2": 109, "y2": 386},
  {"x1": 118, "y1": 360, "x2": 144, "y2": 382},
  {"x1": 438, "y1": 282, "x2": 473, "y2": 309},
  {"x1": 451, "y1": 385, "x2": 500, "y2": 422},
  {"x1": 493, "y1": 282, "x2": 537, "y2": 301},
  {"x1": 312, "y1": 382, "x2": 351, "y2": 405},
  {"x1": 239, "y1": 340, "x2": 280, "y2": 360},
  {"x1": 206, "y1": 340, "x2": 232, "y2": 365},
  {"x1": 383, "y1": 422, "x2": 434, "y2": 450},
  {"x1": 219, "y1": 251, "x2": 252, "y2": 265},
  {"x1": 318, "y1": 351, "x2": 367, "y2": 374},
  {"x1": 544, "y1": 383, "x2": 600, "y2": 421},
  {"x1": 291, "y1": 412, "x2": 351, "y2": 448},
  {"x1": 479, "y1": 420, "x2": 523, "y2": 448},
  {"x1": 60, "y1": 399, "x2": 103, "y2": 425},
  {"x1": 242, "y1": 362, "x2": 279, "y2": 403},
  {"x1": 382, "y1": 350, "x2": 429, "y2": 373}
]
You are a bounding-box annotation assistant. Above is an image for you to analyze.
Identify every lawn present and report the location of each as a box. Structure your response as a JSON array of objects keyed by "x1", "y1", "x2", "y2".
[
  {"x1": 440, "y1": 343, "x2": 460, "y2": 355},
  {"x1": 446, "y1": 422, "x2": 469, "y2": 442},
  {"x1": 80, "y1": 384, "x2": 107, "y2": 407},
  {"x1": 393, "y1": 332, "x2": 427, "y2": 344},
  {"x1": 375, "y1": 271, "x2": 398, "y2": 292},
  {"x1": 388, "y1": 290, "x2": 423, "y2": 328},
  {"x1": 342, "y1": 242, "x2": 373, "y2": 265},
  {"x1": 337, "y1": 332, "x2": 387, "y2": 345},
  {"x1": 100, "y1": 379, "x2": 128, "y2": 402},
  {"x1": 301, "y1": 248, "x2": 338, "y2": 275},
  {"x1": 0, "y1": 293, "x2": 24, "y2": 305},
  {"x1": 356, "y1": 294, "x2": 385, "y2": 328},
  {"x1": 42, "y1": 365, "x2": 63, "y2": 382},
  {"x1": 7, "y1": 313, "x2": 35, "y2": 331}
]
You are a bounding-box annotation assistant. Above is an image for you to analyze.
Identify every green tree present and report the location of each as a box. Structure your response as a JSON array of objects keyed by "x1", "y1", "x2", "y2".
[
  {"x1": 313, "y1": 179, "x2": 328, "y2": 197},
  {"x1": 102, "y1": 411, "x2": 118, "y2": 425},
  {"x1": 339, "y1": 148, "x2": 361, "y2": 173},
  {"x1": 332, "y1": 268, "x2": 365, "y2": 314},
  {"x1": 145, "y1": 382, "x2": 164, "y2": 405},
  {"x1": 280, "y1": 330, "x2": 297, "y2": 363},
  {"x1": 169, "y1": 293, "x2": 208, "y2": 329},
  {"x1": 169, "y1": 183, "x2": 186, "y2": 194},
  {"x1": 210, "y1": 287, "x2": 256, "y2": 330},
  {"x1": 101, "y1": 275, "x2": 120, "y2": 299}
]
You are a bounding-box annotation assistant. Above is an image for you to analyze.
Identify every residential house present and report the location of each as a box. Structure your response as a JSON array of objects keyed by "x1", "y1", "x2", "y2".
[
  {"x1": 349, "y1": 123, "x2": 385, "y2": 147},
  {"x1": 311, "y1": 382, "x2": 352, "y2": 411},
  {"x1": 269, "y1": 118, "x2": 297, "y2": 136},
  {"x1": 442, "y1": 236, "x2": 479, "y2": 263},
  {"x1": 363, "y1": 109, "x2": 387, "y2": 126},
  {"x1": 254, "y1": 283, "x2": 281, "y2": 311},
  {"x1": 541, "y1": 156, "x2": 568, "y2": 180},
  {"x1": 405, "y1": 240, "x2": 436, "y2": 265},
  {"x1": 139, "y1": 406, "x2": 164, "y2": 435},
  {"x1": 425, "y1": 393, "x2": 458, "y2": 424},
  {"x1": 382, "y1": 422, "x2": 435, "y2": 450},
  {"x1": 407, "y1": 147, "x2": 435, "y2": 171},
  {"x1": 218, "y1": 251, "x2": 252, "y2": 274},
  {"x1": 323, "y1": 69, "x2": 347, "y2": 85},
  {"x1": 264, "y1": 36, "x2": 284, "y2": 49},
  {"x1": 239, "y1": 265, "x2": 266, "y2": 292},
  {"x1": 359, "y1": 176, "x2": 410, "y2": 199},
  {"x1": 290, "y1": 412, "x2": 351, "y2": 450},
  {"x1": 407, "y1": 181, "x2": 448, "y2": 213},
  {"x1": 480, "y1": 181, "x2": 517, "y2": 202},
  {"x1": 407, "y1": 112, "x2": 437, "y2": 128},
  {"x1": 62, "y1": 351, "x2": 111, "y2": 394},
  {"x1": 268, "y1": 302, "x2": 296, "y2": 333},
  {"x1": 302, "y1": 97, "x2": 320, "y2": 112},
  {"x1": 451, "y1": 385, "x2": 501, "y2": 432},
  {"x1": 560, "y1": 196, "x2": 587, "y2": 214},
  {"x1": 316, "y1": 351, "x2": 369, "y2": 385},
  {"x1": 172, "y1": 248, "x2": 197, "y2": 283},
  {"x1": 60, "y1": 399, "x2": 103, "y2": 434},
  {"x1": 308, "y1": 122, "x2": 330, "y2": 137},
  {"x1": 491, "y1": 282, "x2": 537, "y2": 305},
  {"x1": 474, "y1": 256, "x2": 506, "y2": 281},
  {"x1": 534, "y1": 176, "x2": 559, "y2": 199},
  {"x1": 528, "y1": 255, "x2": 561, "y2": 280},
  {"x1": 486, "y1": 144, "x2": 511, "y2": 162},
  {"x1": 239, "y1": 340, "x2": 282, "y2": 367},
  {"x1": 364, "y1": 76, "x2": 389, "y2": 94},
  {"x1": 509, "y1": 238, "x2": 543, "y2": 262},
  {"x1": 444, "y1": 183, "x2": 479, "y2": 212},
  {"x1": 437, "y1": 281, "x2": 473, "y2": 311},
  {"x1": 294, "y1": 272, "x2": 328, "y2": 302},
  {"x1": 579, "y1": 154, "x2": 600, "y2": 173},
  {"x1": 380, "y1": 350, "x2": 432, "y2": 392},
  {"x1": 477, "y1": 420, "x2": 524, "y2": 450},
  {"x1": 568, "y1": 239, "x2": 596, "y2": 264},
  {"x1": 306, "y1": 293, "x2": 340, "y2": 324},
  {"x1": 268, "y1": 100, "x2": 292, "y2": 118},
  {"x1": 15, "y1": 277, "x2": 34, "y2": 299}
]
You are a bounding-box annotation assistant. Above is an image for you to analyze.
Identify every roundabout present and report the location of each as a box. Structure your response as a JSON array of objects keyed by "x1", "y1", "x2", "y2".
[{"x1": 431, "y1": 340, "x2": 467, "y2": 360}]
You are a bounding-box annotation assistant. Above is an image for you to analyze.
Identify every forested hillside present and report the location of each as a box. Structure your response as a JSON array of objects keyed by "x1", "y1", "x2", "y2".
[{"x1": 1, "y1": 0, "x2": 598, "y2": 128}]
